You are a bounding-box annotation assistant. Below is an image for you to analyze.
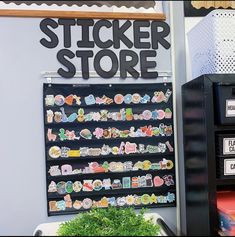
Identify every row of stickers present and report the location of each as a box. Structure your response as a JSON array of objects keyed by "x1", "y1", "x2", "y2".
[
  {"x1": 48, "y1": 158, "x2": 174, "y2": 177},
  {"x1": 48, "y1": 174, "x2": 175, "y2": 195},
  {"x1": 48, "y1": 141, "x2": 174, "y2": 159},
  {"x1": 49, "y1": 192, "x2": 176, "y2": 212},
  {"x1": 47, "y1": 124, "x2": 173, "y2": 142},
  {"x1": 45, "y1": 90, "x2": 172, "y2": 107},
  {"x1": 46, "y1": 107, "x2": 173, "y2": 124}
]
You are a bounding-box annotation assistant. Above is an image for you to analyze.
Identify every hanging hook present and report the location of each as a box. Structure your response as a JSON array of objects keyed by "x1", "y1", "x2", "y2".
[
  {"x1": 163, "y1": 76, "x2": 168, "y2": 86},
  {"x1": 47, "y1": 77, "x2": 52, "y2": 87}
]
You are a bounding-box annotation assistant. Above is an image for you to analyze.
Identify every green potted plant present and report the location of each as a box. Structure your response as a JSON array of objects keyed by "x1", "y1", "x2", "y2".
[{"x1": 57, "y1": 207, "x2": 161, "y2": 236}]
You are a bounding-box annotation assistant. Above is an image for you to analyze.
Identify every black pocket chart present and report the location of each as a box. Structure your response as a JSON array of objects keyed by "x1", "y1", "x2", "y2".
[{"x1": 43, "y1": 83, "x2": 176, "y2": 216}]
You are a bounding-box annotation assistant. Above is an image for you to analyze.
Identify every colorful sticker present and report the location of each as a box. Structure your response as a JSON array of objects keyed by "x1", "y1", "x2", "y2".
[
  {"x1": 49, "y1": 146, "x2": 61, "y2": 158},
  {"x1": 165, "y1": 141, "x2": 174, "y2": 152},
  {"x1": 140, "y1": 94, "x2": 150, "y2": 104},
  {"x1": 157, "y1": 110, "x2": 165, "y2": 120},
  {"x1": 48, "y1": 166, "x2": 61, "y2": 176},
  {"x1": 82, "y1": 198, "x2": 92, "y2": 209},
  {"x1": 47, "y1": 110, "x2": 54, "y2": 123},
  {"x1": 141, "y1": 194, "x2": 151, "y2": 205},
  {"x1": 77, "y1": 108, "x2": 85, "y2": 122},
  {"x1": 80, "y1": 129, "x2": 92, "y2": 140},
  {"x1": 59, "y1": 128, "x2": 67, "y2": 141},
  {"x1": 112, "y1": 146, "x2": 119, "y2": 155},
  {"x1": 74, "y1": 95, "x2": 81, "y2": 105},
  {"x1": 126, "y1": 108, "x2": 133, "y2": 121},
  {"x1": 114, "y1": 94, "x2": 124, "y2": 104},
  {"x1": 55, "y1": 95, "x2": 65, "y2": 106},
  {"x1": 83, "y1": 180, "x2": 93, "y2": 192},
  {"x1": 146, "y1": 174, "x2": 153, "y2": 187},
  {"x1": 65, "y1": 181, "x2": 74, "y2": 193},
  {"x1": 73, "y1": 181, "x2": 83, "y2": 193},
  {"x1": 68, "y1": 113, "x2": 77, "y2": 123},
  {"x1": 165, "y1": 108, "x2": 172, "y2": 119},
  {"x1": 155, "y1": 91, "x2": 166, "y2": 103},
  {"x1": 143, "y1": 160, "x2": 152, "y2": 170},
  {"x1": 47, "y1": 128, "x2": 57, "y2": 141},
  {"x1": 164, "y1": 89, "x2": 172, "y2": 103},
  {"x1": 124, "y1": 94, "x2": 132, "y2": 104},
  {"x1": 45, "y1": 95, "x2": 55, "y2": 106},
  {"x1": 111, "y1": 179, "x2": 122, "y2": 189},
  {"x1": 163, "y1": 175, "x2": 175, "y2": 186},
  {"x1": 65, "y1": 130, "x2": 76, "y2": 140},
  {"x1": 132, "y1": 177, "x2": 139, "y2": 188},
  {"x1": 102, "y1": 95, "x2": 113, "y2": 105},
  {"x1": 108, "y1": 197, "x2": 117, "y2": 207},
  {"x1": 61, "y1": 164, "x2": 73, "y2": 175},
  {"x1": 49, "y1": 201, "x2": 58, "y2": 212},
  {"x1": 65, "y1": 94, "x2": 74, "y2": 106},
  {"x1": 103, "y1": 178, "x2": 111, "y2": 190},
  {"x1": 166, "y1": 160, "x2": 174, "y2": 169},
  {"x1": 100, "y1": 197, "x2": 109, "y2": 207},
  {"x1": 54, "y1": 112, "x2": 62, "y2": 123},
  {"x1": 154, "y1": 176, "x2": 164, "y2": 187},
  {"x1": 88, "y1": 148, "x2": 101, "y2": 156},
  {"x1": 150, "y1": 194, "x2": 157, "y2": 204},
  {"x1": 122, "y1": 177, "x2": 131, "y2": 189},
  {"x1": 117, "y1": 197, "x2": 126, "y2": 206},
  {"x1": 132, "y1": 93, "x2": 141, "y2": 104},
  {"x1": 167, "y1": 192, "x2": 175, "y2": 203},
  {"x1": 56, "y1": 200, "x2": 66, "y2": 211},
  {"x1": 146, "y1": 145, "x2": 160, "y2": 154},
  {"x1": 93, "y1": 180, "x2": 103, "y2": 191},
  {"x1": 73, "y1": 200, "x2": 82, "y2": 210},
  {"x1": 85, "y1": 95, "x2": 96, "y2": 105},
  {"x1": 93, "y1": 127, "x2": 104, "y2": 139},
  {"x1": 134, "y1": 195, "x2": 141, "y2": 206},
  {"x1": 126, "y1": 195, "x2": 135, "y2": 205},
  {"x1": 61, "y1": 147, "x2": 70, "y2": 158},
  {"x1": 48, "y1": 181, "x2": 57, "y2": 192},
  {"x1": 125, "y1": 142, "x2": 137, "y2": 154},
  {"x1": 68, "y1": 150, "x2": 80, "y2": 157},
  {"x1": 142, "y1": 110, "x2": 152, "y2": 120},
  {"x1": 56, "y1": 181, "x2": 66, "y2": 195}
]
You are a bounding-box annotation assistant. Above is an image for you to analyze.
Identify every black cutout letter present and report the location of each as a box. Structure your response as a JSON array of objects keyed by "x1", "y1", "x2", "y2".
[
  {"x1": 40, "y1": 18, "x2": 58, "y2": 49},
  {"x1": 94, "y1": 50, "x2": 118, "y2": 78},
  {"x1": 76, "y1": 50, "x2": 94, "y2": 79},
  {"x1": 120, "y1": 50, "x2": 139, "y2": 79},
  {"x1": 57, "y1": 49, "x2": 76, "y2": 78},
  {"x1": 140, "y1": 50, "x2": 158, "y2": 78},
  {"x1": 58, "y1": 19, "x2": 76, "y2": 48}
]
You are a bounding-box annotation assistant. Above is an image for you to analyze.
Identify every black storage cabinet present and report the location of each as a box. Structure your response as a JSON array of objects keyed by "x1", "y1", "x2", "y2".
[{"x1": 182, "y1": 74, "x2": 235, "y2": 236}]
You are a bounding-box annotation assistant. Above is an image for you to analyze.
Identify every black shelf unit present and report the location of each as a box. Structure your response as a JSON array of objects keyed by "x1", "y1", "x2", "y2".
[
  {"x1": 182, "y1": 74, "x2": 235, "y2": 236},
  {"x1": 43, "y1": 83, "x2": 176, "y2": 216}
]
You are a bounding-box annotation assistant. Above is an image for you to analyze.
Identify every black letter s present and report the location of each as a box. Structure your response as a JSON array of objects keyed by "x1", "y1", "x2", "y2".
[
  {"x1": 40, "y1": 18, "x2": 59, "y2": 49},
  {"x1": 57, "y1": 49, "x2": 76, "y2": 78}
]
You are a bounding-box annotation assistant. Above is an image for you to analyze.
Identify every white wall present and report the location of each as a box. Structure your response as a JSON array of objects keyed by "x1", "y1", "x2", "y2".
[
  {"x1": 0, "y1": 2, "x2": 188, "y2": 235},
  {"x1": 185, "y1": 17, "x2": 203, "y2": 81}
]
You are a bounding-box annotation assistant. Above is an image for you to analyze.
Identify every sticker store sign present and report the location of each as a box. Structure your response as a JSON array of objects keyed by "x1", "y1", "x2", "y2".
[{"x1": 40, "y1": 19, "x2": 170, "y2": 79}]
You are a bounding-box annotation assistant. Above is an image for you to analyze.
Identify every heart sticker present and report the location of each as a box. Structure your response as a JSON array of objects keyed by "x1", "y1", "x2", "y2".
[{"x1": 154, "y1": 176, "x2": 164, "y2": 187}]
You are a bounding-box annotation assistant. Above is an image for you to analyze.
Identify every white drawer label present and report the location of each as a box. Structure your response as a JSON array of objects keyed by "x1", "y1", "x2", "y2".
[
  {"x1": 223, "y1": 138, "x2": 235, "y2": 155},
  {"x1": 224, "y1": 159, "x2": 235, "y2": 175},
  {"x1": 226, "y1": 100, "x2": 235, "y2": 117}
]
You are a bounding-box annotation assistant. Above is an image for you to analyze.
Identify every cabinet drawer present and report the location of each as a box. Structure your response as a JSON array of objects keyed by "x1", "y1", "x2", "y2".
[
  {"x1": 216, "y1": 134, "x2": 235, "y2": 156},
  {"x1": 217, "y1": 156, "x2": 235, "y2": 179},
  {"x1": 214, "y1": 83, "x2": 235, "y2": 125}
]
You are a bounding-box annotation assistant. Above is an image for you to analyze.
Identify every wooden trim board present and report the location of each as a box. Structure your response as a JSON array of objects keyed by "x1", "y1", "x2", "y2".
[{"x1": 0, "y1": 9, "x2": 166, "y2": 20}]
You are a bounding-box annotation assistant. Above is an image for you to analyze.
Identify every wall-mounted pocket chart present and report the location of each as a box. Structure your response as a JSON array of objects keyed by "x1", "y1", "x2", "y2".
[{"x1": 43, "y1": 83, "x2": 176, "y2": 216}]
